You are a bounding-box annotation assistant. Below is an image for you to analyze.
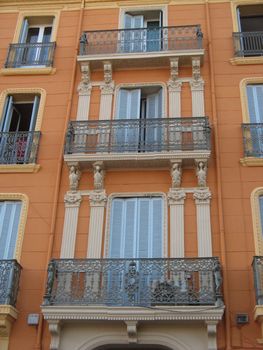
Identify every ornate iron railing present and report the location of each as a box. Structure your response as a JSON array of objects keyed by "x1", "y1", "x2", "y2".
[
  {"x1": 5, "y1": 42, "x2": 56, "y2": 68},
  {"x1": 233, "y1": 32, "x2": 263, "y2": 57},
  {"x1": 0, "y1": 131, "x2": 41, "y2": 164},
  {"x1": 79, "y1": 25, "x2": 203, "y2": 55},
  {"x1": 253, "y1": 256, "x2": 263, "y2": 305},
  {"x1": 0, "y1": 260, "x2": 22, "y2": 307},
  {"x1": 242, "y1": 123, "x2": 263, "y2": 157},
  {"x1": 65, "y1": 117, "x2": 210, "y2": 154},
  {"x1": 43, "y1": 258, "x2": 223, "y2": 307}
]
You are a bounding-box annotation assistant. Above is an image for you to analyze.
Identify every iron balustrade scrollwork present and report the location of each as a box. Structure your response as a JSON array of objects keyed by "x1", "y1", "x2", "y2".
[
  {"x1": 0, "y1": 260, "x2": 22, "y2": 307},
  {"x1": 233, "y1": 32, "x2": 263, "y2": 57},
  {"x1": 5, "y1": 42, "x2": 56, "y2": 68},
  {"x1": 43, "y1": 257, "x2": 223, "y2": 307},
  {"x1": 79, "y1": 25, "x2": 203, "y2": 56},
  {"x1": 242, "y1": 123, "x2": 263, "y2": 157},
  {"x1": 65, "y1": 117, "x2": 211, "y2": 155},
  {"x1": 0, "y1": 131, "x2": 41, "y2": 164},
  {"x1": 253, "y1": 256, "x2": 263, "y2": 305}
]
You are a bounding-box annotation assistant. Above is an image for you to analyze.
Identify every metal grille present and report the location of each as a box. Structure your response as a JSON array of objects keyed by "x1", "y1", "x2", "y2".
[
  {"x1": 242, "y1": 123, "x2": 263, "y2": 157},
  {"x1": 233, "y1": 32, "x2": 263, "y2": 57},
  {"x1": 79, "y1": 25, "x2": 203, "y2": 55},
  {"x1": 5, "y1": 42, "x2": 56, "y2": 68},
  {"x1": 0, "y1": 260, "x2": 21, "y2": 306},
  {"x1": 253, "y1": 257, "x2": 263, "y2": 305},
  {"x1": 0, "y1": 131, "x2": 41, "y2": 164},
  {"x1": 65, "y1": 117, "x2": 210, "y2": 154},
  {"x1": 43, "y1": 258, "x2": 223, "y2": 307}
]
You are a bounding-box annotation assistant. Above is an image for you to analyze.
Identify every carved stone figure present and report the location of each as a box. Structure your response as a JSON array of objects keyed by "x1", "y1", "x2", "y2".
[
  {"x1": 196, "y1": 161, "x2": 207, "y2": 187},
  {"x1": 93, "y1": 162, "x2": 104, "y2": 190},
  {"x1": 171, "y1": 162, "x2": 182, "y2": 188},
  {"x1": 69, "y1": 166, "x2": 81, "y2": 191}
]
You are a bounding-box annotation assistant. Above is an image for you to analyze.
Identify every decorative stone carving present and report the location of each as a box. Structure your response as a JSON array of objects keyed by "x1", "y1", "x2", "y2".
[
  {"x1": 49, "y1": 320, "x2": 61, "y2": 350},
  {"x1": 125, "y1": 321, "x2": 138, "y2": 344},
  {"x1": 100, "y1": 81, "x2": 115, "y2": 95},
  {"x1": 193, "y1": 189, "x2": 212, "y2": 204},
  {"x1": 64, "y1": 191, "x2": 82, "y2": 207},
  {"x1": 89, "y1": 190, "x2": 107, "y2": 207},
  {"x1": 195, "y1": 160, "x2": 207, "y2": 187},
  {"x1": 192, "y1": 56, "x2": 201, "y2": 81},
  {"x1": 190, "y1": 78, "x2": 204, "y2": 91},
  {"x1": 104, "y1": 61, "x2": 112, "y2": 84},
  {"x1": 206, "y1": 321, "x2": 218, "y2": 350},
  {"x1": 93, "y1": 162, "x2": 105, "y2": 190},
  {"x1": 170, "y1": 161, "x2": 182, "y2": 188},
  {"x1": 167, "y1": 58, "x2": 182, "y2": 92},
  {"x1": 69, "y1": 165, "x2": 81, "y2": 191},
  {"x1": 78, "y1": 64, "x2": 91, "y2": 95},
  {"x1": 168, "y1": 189, "x2": 186, "y2": 205}
]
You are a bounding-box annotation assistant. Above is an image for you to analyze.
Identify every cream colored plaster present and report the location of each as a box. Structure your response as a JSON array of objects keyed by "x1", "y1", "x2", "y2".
[
  {"x1": 12, "y1": 10, "x2": 60, "y2": 43},
  {"x1": 0, "y1": 306, "x2": 18, "y2": 350},
  {"x1": 0, "y1": 193, "x2": 29, "y2": 262},
  {"x1": 230, "y1": 57, "x2": 263, "y2": 65},
  {"x1": 240, "y1": 157, "x2": 263, "y2": 166},
  {"x1": 0, "y1": 88, "x2": 46, "y2": 131},
  {"x1": 231, "y1": 0, "x2": 263, "y2": 32},
  {"x1": 251, "y1": 187, "x2": 263, "y2": 255},
  {"x1": 104, "y1": 192, "x2": 168, "y2": 258},
  {"x1": 0, "y1": 164, "x2": 40, "y2": 173},
  {"x1": 240, "y1": 77, "x2": 263, "y2": 123},
  {"x1": 0, "y1": 67, "x2": 56, "y2": 76},
  {"x1": 113, "y1": 82, "x2": 167, "y2": 119}
]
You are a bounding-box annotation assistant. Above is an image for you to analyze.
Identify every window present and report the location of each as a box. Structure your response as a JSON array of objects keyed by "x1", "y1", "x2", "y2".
[
  {"x1": 6, "y1": 16, "x2": 55, "y2": 68},
  {"x1": 0, "y1": 94, "x2": 40, "y2": 164},
  {"x1": 122, "y1": 10, "x2": 163, "y2": 52},
  {"x1": 109, "y1": 197, "x2": 164, "y2": 258},
  {"x1": 0, "y1": 201, "x2": 22, "y2": 259},
  {"x1": 236, "y1": 5, "x2": 263, "y2": 56}
]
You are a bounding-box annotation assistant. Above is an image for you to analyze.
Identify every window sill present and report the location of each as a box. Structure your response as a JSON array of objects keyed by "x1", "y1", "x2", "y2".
[
  {"x1": 230, "y1": 57, "x2": 263, "y2": 65},
  {"x1": 0, "y1": 67, "x2": 56, "y2": 76},
  {"x1": 0, "y1": 164, "x2": 40, "y2": 173},
  {"x1": 240, "y1": 157, "x2": 263, "y2": 166}
]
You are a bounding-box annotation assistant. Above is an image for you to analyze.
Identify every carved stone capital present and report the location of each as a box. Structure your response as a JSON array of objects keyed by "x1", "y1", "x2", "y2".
[
  {"x1": 103, "y1": 61, "x2": 113, "y2": 85},
  {"x1": 193, "y1": 189, "x2": 211, "y2": 204},
  {"x1": 64, "y1": 191, "x2": 82, "y2": 207},
  {"x1": 167, "y1": 57, "x2": 181, "y2": 92},
  {"x1": 68, "y1": 165, "x2": 81, "y2": 192},
  {"x1": 78, "y1": 64, "x2": 91, "y2": 95},
  {"x1": 167, "y1": 79, "x2": 182, "y2": 92},
  {"x1": 192, "y1": 56, "x2": 201, "y2": 81},
  {"x1": 125, "y1": 321, "x2": 138, "y2": 344},
  {"x1": 168, "y1": 189, "x2": 186, "y2": 205},
  {"x1": 49, "y1": 320, "x2": 61, "y2": 350},
  {"x1": 89, "y1": 190, "x2": 107, "y2": 207},
  {"x1": 190, "y1": 78, "x2": 204, "y2": 91},
  {"x1": 170, "y1": 160, "x2": 182, "y2": 188},
  {"x1": 100, "y1": 81, "x2": 115, "y2": 95},
  {"x1": 93, "y1": 161, "x2": 105, "y2": 191}
]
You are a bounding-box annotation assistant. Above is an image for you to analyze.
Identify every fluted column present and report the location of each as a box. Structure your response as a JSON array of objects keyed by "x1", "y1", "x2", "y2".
[
  {"x1": 193, "y1": 189, "x2": 212, "y2": 257},
  {"x1": 190, "y1": 79, "x2": 205, "y2": 117},
  {"x1": 168, "y1": 189, "x2": 186, "y2": 258},
  {"x1": 87, "y1": 191, "x2": 107, "y2": 258},
  {"x1": 99, "y1": 61, "x2": 114, "y2": 120},
  {"x1": 77, "y1": 64, "x2": 92, "y2": 121},
  {"x1": 60, "y1": 191, "x2": 82, "y2": 258}
]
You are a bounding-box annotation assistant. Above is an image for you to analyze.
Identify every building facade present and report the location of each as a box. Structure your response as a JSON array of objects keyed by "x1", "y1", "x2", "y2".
[{"x1": 0, "y1": 0, "x2": 263, "y2": 349}]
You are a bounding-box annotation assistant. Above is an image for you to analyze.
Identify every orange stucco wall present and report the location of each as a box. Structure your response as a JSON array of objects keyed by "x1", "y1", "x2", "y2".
[{"x1": 0, "y1": 1, "x2": 262, "y2": 349}]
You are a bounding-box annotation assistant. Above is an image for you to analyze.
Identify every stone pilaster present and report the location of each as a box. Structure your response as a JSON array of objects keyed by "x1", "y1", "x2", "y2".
[
  {"x1": 190, "y1": 56, "x2": 205, "y2": 117},
  {"x1": 99, "y1": 61, "x2": 114, "y2": 120},
  {"x1": 167, "y1": 57, "x2": 182, "y2": 118},
  {"x1": 168, "y1": 189, "x2": 186, "y2": 258},
  {"x1": 87, "y1": 190, "x2": 107, "y2": 258},
  {"x1": 193, "y1": 189, "x2": 212, "y2": 257},
  {"x1": 77, "y1": 64, "x2": 92, "y2": 121}
]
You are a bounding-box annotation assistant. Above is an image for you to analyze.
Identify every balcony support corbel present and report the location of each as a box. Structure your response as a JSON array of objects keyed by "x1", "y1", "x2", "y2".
[
  {"x1": 99, "y1": 61, "x2": 114, "y2": 120},
  {"x1": 49, "y1": 320, "x2": 61, "y2": 350},
  {"x1": 167, "y1": 58, "x2": 182, "y2": 118},
  {"x1": 0, "y1": 307, "x2": 18, "y2": 350},
  {"x1": 190, "y1": 57, "x2": 205, "y2": 117},
  {"x1": 77, "y1": 64, "x2": 92, "y2": 120},
  {"x1": 206, "y1": 320, "x2": 218, "y2": 350},
  {"x1": 125, "y1": 321, "x2": 138, "y2": 344}
]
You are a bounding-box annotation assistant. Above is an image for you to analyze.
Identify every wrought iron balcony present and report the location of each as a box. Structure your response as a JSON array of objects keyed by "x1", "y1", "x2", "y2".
[
  {"x1": 0, "y1": 131, "x2": 41, "y2": 164},
  {"x1": 5, "y1": 42, "x2": 56, "y2": 68},
  {"x1": 43, "y1": 257, "x2": 223, "y2": 307},
  {"x1": 233, "y1": 32, "x2": 263, "y2": 57},
  {"x1": 0, "y1": 260, "x2": 21, "y2": 307},
  {"x1": 242, "y1": 123, "x2": 263, "y2": 157},
  {"x1": 65, "y1": 117, "x2": 211, "y2": 157},
  {"x1": 253, "y1": 256, "x2": 263, "y2": 305},
  {"x1": 79, "y1": 25, "x2": 203, "y2": 56}
]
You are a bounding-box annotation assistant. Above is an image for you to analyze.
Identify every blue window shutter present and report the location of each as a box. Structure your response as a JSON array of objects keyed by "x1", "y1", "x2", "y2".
[
  {"x1": 0, "y1": 201, "x2": 22, "y2": 259},
  {"x1": 247, "y1": 84, "x2": 263, "y2": 123},
  {"x1": 124, "y1": 14, "x2": 133, "y2": 29},
  {"x1": 123, "y1": 198, "x2": 137, "y2": 258},
  {"x1": 29, "y1": 95, "x2": 40, "y2": 131},
  {"x1": 137, "y1": 198, "x2": 151, "y2": 258},
  {"x1": 129, "y1": 89, "x2": 141, "y2": 119},
  {"x1": 19, "y1": 18, "x2": 29, "y2": 43},
  {"x1": 116, "y1": 89, "x2": 129, "y2": 120},
  {"x1": 1, "y1": 96, "x2": 13, "y2": 132},
  {"x1": 152, "y1": 198, "x2": 163, "y2": 258},
  {"x1": 109, "y1": 199, "x2": 124, "y2": 258},
  {"x1": 259, "y1": 196, "x2": 263, "y2": 238}
]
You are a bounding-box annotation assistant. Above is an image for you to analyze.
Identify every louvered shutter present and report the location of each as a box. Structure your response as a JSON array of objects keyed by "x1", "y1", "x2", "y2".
[
  {"x1": 109, "y1": 199, "x2": 124, "y2": 258},
  {"x1": 137, "y1": 198, "x2": 151, "y2": 258},
  {"x1": 152, "y1": 198, "x2": 163, "y2": 258},
  {"x1": 1, "y1": 96, "x2": 13, "y2": 132},
  {"x1": 123, "y1": 198, "x2": 137, "y2": 258},
  {"x1": 19, "y1": 19, "x2": 29, "y2": 43},
  {"x1": 29, "y1": 95, "x2": 40, "y2": 131},
  {"x1": 247, "y1": 85, "x2": 263, "y2": 123},
  {"x1": 0, "y1": 201, "x2": 22, "y2": 259},
  {"x1": 146, "y1": 90, "x2": 162, "y2": 150}
]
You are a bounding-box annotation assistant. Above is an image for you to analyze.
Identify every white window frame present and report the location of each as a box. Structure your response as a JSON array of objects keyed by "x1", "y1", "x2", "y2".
[{"x1": 104, "y1": 192, "x2": 168, "y2": 258}]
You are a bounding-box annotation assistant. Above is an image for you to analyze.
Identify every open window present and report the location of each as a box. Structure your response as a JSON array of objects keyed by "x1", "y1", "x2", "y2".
[
  {"x1": 0, "y1": 94, "x2": 40, "y2": 164},
  {"x1": 121, "y1": 10, "x2": 163, "y2": 52},
  {"x1": 115, "y1": 86, "x2": 163, "y2": 151}
]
